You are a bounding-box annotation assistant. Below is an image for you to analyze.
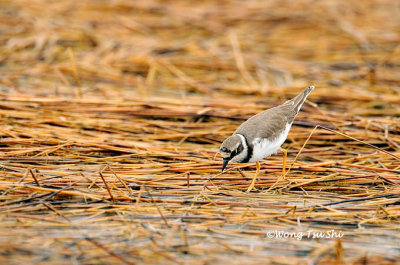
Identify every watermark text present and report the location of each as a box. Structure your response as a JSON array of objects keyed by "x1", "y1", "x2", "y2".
[{"x1": 266, "y1": 230, "x2": 344, "y2": 241}]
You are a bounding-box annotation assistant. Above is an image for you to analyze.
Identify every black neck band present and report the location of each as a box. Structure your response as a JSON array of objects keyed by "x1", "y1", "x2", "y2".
[{"x1": 241, "y1": 135, "x2": 252, "y2": 163}]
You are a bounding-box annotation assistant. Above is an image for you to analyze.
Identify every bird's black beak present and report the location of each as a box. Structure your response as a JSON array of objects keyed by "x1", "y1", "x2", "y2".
[{"x1": 222, "y1": 158, "x2": 230, "y2": 172}]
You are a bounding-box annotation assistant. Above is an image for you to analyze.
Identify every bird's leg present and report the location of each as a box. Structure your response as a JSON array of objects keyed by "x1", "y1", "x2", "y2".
[
  {"x1": 281, "y1": 148, "x2": 287, "y2": 179},
  {"x1": 246, "y1": 161, "x2": 260, "y2": 192},
  {"x1": 265, "y1": 149, "x2": 288, "y2": 192}
]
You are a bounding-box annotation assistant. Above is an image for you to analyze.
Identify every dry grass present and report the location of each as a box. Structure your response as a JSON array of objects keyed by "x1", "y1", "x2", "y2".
[{"x1": 1, "y1": 0, "x2": 400, "y2": 264}]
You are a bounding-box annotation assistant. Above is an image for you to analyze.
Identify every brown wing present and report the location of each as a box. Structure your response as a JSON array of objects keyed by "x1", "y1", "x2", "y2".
[
  {"x1": 234, "y1": 104, "x2": 295, "y2": 141},
  {"x1": 235, "y1": 86, "x2": 314, "y2": 141}
]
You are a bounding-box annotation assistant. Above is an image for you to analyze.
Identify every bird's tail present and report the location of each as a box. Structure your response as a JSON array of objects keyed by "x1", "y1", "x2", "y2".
[{"x1": 284, "y1": 85, "x2": 314, "y2": 114}]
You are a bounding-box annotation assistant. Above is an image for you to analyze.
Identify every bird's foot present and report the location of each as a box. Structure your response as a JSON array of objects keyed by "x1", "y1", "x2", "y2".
[
  {"x1": 246, "y1": 161, "x2": 261, "y2": 192},
  {"x1": 246, "y1": 182, "x2": 258, "y2": 192}
]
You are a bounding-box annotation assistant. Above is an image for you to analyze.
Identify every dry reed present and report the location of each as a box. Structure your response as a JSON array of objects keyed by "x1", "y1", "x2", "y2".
[{"x1": 0, "y1": 0, "x2": 400, "y2": 264}]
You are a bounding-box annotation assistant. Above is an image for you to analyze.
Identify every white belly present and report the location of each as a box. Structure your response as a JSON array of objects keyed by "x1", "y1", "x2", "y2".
[{"x1": 249, "y1": 123, "x2": 291, "y2": 162}]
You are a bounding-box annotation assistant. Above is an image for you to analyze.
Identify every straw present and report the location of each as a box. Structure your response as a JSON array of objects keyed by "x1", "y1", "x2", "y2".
[{"x1": 1, "y1": 0, "x2": 399, "y2": 264}]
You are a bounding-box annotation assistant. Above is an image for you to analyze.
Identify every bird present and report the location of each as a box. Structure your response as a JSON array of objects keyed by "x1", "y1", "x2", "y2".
[{"x1": 219, "y1": 85, "x2": 314, "y2": 192}]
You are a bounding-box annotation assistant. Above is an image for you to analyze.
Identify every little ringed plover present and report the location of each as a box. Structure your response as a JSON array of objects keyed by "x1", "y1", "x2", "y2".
[{"x1": 220, "y1": 85, "x2": 314, "y2": 191}]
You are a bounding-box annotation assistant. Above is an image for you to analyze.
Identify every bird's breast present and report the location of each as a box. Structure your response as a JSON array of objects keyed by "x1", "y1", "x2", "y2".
[{"x1": 248, "y1": 122, "x2": 292, "y2": 162}]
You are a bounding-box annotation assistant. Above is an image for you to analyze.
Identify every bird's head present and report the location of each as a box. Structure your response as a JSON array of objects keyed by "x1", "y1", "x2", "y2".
[{"x1": 219, "y1": 134, "x2": 247, "y2": 171}]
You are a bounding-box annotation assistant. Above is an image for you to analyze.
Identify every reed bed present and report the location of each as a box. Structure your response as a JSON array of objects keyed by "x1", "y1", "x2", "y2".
[{"x1": 1, "y1": 0, "x2": 400, "y2": 264}]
